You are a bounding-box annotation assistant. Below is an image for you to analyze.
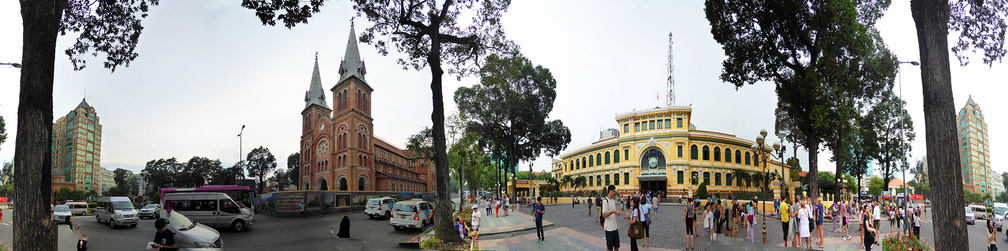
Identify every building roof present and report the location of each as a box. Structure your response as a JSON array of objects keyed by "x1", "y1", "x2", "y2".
[
  {"x1": 76, "y1": 98, "x2": 91, "y2": 110},
  {"x1": 887, "y1": 178, "x2": 905, "y2": 187},
  {"x1": 966, "y1": 95, "x2": 976, "y2": 106},
  {"x1": 304, "y1": 57, "x2": 330, "y2": 111},
  {"x1": 338, "y1": 23, "x2": 367, "y2": 84}
]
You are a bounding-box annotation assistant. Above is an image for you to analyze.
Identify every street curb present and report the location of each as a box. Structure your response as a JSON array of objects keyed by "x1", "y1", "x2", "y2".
[
  {"x1": 0, "y1": 241, "x2": 10, "y2": 251},
  {"x1": 479, "y1": 221, "x2": 555, "y2": 236}
]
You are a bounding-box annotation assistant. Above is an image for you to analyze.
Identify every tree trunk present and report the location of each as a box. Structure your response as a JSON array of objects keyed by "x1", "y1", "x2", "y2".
[
  {"x1": 911, "y1": 0, "x2": 967, "y2": 250},
  {"x1": 15, "y1": 1, "x2": 64, "y2": 250},
  {"x1": 427, "y1": 29, "x2": 460, "y2": 243},
  {"x1": 807, "y1": 135, "x2": 820, "y2": 201},
  {"x1": 834, "y1": 128, "x2": 843, "y2": 197}
]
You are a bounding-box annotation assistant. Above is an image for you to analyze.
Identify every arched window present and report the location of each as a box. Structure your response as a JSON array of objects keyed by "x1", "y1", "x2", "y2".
[
  {"x1": 691, "y1": 171, "x2": 699, "y2": 185},
  {"x1": 583, "y1": 157, "x2": 587, "y2": 168},
  {"x1": 690, "y1": 145, "x2": 699, "y2": 160},
  {"x1": 715, "y1": 173, "x2": 722, "y2": 185},
  {"x1": 725, "y1": 147, "x2": 732, "y2": 162},
  {"x1": 339, "y1": 177, "x2": 348, "y2": 191},
  {"x1": 745, "y1": 152, "x2": 751, "y2": 165},
  {"x1": 726, "y1": 173, "x2": 733, "y2": 187},
  {"x1": 589, "y1": 177, "x2": 594, "y2": 187},
  {"x1": 614, "y1": 173, "x2": 620, "y2": 185},
  {"x1": 713, "y1": 147, "x2": 721, "y2": 161},
  {"x1": 605, "y1": 152, "x2": 611, "y2": 165},
  {"x1": 596, "y1": 154, "x2": 602, "y2": 166},
  {"x1": 614, "y1": 150, "x2": 620, "y2": 163},
  {"x1": 589, "y1": 156, "x2": 594, "y2": 167},
  {"x1": 703, "y1": 172, "x2": 710, "y2": 185},
  {"x1": 735, "y1": 150, "x2": 742, "y2": 164},
  {"x1": 576, "y1": 159, "x2": 580, "y2": 169},
  {"x1": 702, "y1": 146, "x2": 710, "y2": 160},
  {"x1": 596, "y1": 175, "x2": 602, "y2": 187},
  {"x1": 754, "y1": 154, "x2": 760, "y2": 166}
]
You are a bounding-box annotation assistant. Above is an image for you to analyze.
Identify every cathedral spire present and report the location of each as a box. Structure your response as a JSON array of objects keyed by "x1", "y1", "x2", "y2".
[
  {"x1": 338, "y1": 23, "x2": 367, "y2": 84},
  {"x1": 304, "y1": 56, "x2": 330, "y2": 111}
]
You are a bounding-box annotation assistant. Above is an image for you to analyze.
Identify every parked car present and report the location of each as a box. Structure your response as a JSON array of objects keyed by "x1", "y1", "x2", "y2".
[
  {"x1": 161, "y1": 209, "x2": 223, "y2": 248},
  {"x1": 95, "y1": 197, "x2": 139, "y2": 228},
  {"x1": 966, "y1": 206, "x2": 976, "y2": 225},
  {"x1": 389, "y1": 199, "x2": 434, "y2": 231},
  {"x1": 366, "y1": 197, "x2": 397, "y2": 219},
  {"x1": 162, "y1": 192, "x2": 254, "y2": 231},
  {"x1": 65, "y1": 201, "x2": 89, "y2": 216},
  {"x1": 52, "y1": 205, "x2": 72, "y2": 224},
  {"x1": 139, "y1": 204, "x2": 162, "y2": 219}
]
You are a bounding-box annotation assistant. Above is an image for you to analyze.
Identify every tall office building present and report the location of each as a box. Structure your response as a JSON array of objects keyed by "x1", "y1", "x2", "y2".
[
  {"x1": 100, "y1": 167, "x2": 115, "y2": 195},
  {"x1": 957, "y1": 96, "x2": 992, "y2": 195},
  {"x1": 51, "y1": 98, "x2": 103, "y2": 191}
]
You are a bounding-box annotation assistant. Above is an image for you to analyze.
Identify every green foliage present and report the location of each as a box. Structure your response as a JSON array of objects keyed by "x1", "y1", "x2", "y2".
[
  {"x1": 246, "y1": 146, "x2": 277, "y2": 194},
  {"x1": 706, "y1": 0, "x2": 897, "y2": 201},
  {"x1": 286, "y1": 152, "x2": 300, "y2": 186},
  {"x1": 108, "y1": 168, "x2": 138, "y2": 196},
  {"x1": 868, "y1": 91, "x2": 915, "y2": 187},
  {"x1": 964, "y1": 189, "x2": 991, "y2": 204},
  {"x1": 53, "y1": 188, "x2": 92, "y2": 203},
  {"x1": 0, "y1": 114, "x2": 6, "y2": 152},
  {"x1": 911, "y1": 181, "x2": 930, "y2": 199},
  {"x1": 407, "y1": 127, "x2": 435, "y2": 161},
  {"x1": 868, "y1": 176, "x2": 884, "y2": 196},
  {"x1": 997, "y1": 191, "x2": 1008, "y2": 204},
  {"x1": 419, "y1": 237, "x2": 444, "y2": 249},
  {"x1": 882, "y1": 233, "x2": 930, "y2": 251},
  {"x1": 696, "y1": 182, "x2": 709, "y2": 199},
  {"x1": 176, "y1": 157, "x2": 223, "y2": 188},
  {"x1": 1, "y1": 161, "x2": 12, "y2": 185},
  {"x1": 142, "y1": 158, "x2": 184, "y2": 200}
]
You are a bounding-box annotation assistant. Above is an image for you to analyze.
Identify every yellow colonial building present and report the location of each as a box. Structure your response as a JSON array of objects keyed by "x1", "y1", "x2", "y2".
[{"x1": 552, "y1": 106, "x2": 798, "y2": 199}]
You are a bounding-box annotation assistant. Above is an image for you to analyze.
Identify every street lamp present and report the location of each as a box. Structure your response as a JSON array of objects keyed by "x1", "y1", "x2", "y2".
[
  {"x1": 897, "y1": 60, "x2": 918, "y2": 234},
  {"x1": 751, "y1": 129, "x2": 786, "y2": 244},
  {"x1": 238, "y1": 125, "x2": 245, "y2": 184},
  {"x1": 0, "y1": 62, "x2": 21, "y2": 68}
]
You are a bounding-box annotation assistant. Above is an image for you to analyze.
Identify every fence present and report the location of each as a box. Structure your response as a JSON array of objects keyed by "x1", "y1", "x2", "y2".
[{"x1": 252, "y1": 190, "x2": 436, "y2": 218}]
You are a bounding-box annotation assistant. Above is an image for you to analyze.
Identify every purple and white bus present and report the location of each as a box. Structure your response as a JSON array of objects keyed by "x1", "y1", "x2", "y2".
[{"x1": 161, "y1": 185, "x2": 255, "y2": 211}]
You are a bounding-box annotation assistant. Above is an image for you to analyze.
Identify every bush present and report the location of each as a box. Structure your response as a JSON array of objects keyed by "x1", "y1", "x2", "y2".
[
  {"x1": 881, "y1": 233, "x2": 930, "y2": 251},
  {"x1": 419, "y1": 237, "x2": 444, "y2": 249},
  {"x1": 696, "y1": 182, "x2": 709, "y2": 199}
]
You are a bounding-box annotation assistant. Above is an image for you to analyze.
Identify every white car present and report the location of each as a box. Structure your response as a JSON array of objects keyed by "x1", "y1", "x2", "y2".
[
  {"x1": 365, "y1": 197, "x2": 397, "y2": 219},
  {"x1": 966, "y1": 206, "x2": 976, "y2": 225},
  {"x1": 389, "y1": 199, "x2": 434, "y2": 230},
  {"x1": 52, "y1": 205, "x2": 72, "y2": 224}
]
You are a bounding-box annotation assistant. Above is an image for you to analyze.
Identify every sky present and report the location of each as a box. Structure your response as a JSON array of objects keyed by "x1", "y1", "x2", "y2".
[{"x1": 0, "y1": 1, "x2": 1005, "y2": 181}]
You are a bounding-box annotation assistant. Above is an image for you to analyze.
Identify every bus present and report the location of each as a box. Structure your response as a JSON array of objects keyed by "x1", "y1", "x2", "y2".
[{"x1": 161, "y1": 185, "x2": 255, "y2": 212}]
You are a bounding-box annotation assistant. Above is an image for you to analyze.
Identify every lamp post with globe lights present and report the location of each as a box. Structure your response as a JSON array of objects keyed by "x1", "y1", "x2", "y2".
[{"x1": 751, "y1": 129, "x2": 786, "y2": 244}]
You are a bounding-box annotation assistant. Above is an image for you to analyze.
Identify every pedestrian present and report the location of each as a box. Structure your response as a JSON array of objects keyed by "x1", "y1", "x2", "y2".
[
  {"x1": 534, "y1": 196, "x2": 546, "y2": 244},
  {"x1": 779, "y1": 197, "x2": 790, "y2": 247},
  {"x1": 572, "y1": 195, "x2": 576, "y2": 208},
  {"x1": 471, "y1": 205, "x2": 481, "y2": 240},
  {"x1": 873, "y1": 201, "x2": 881, "y2": 233},
  {"x1": 504, "y1": 196, "x2": 510, "y2": 217},
  {"x1": 625, "y1": 197, "x2": 642, "y2": 251},
  {"x1": 650, "y1": 193, "x2": 659, "y2": 220},
  {"x1": 989, "y1": 219, "x2": 998, "y2": 251},
  {"x1": 486, "y1": 198, "x2": 492, "y2": 217},
  {"x1": 69, "y1": 216, "x2": 87, "y2": 251},
  {"x1": 299, "y1": 201, "x2": 305, "y2": 219},
  {"x1": 792, "y1": 196, "x2": 800, "y2": 247},
  {"x1": 796, "y1": 199, "x2": 811, "y2": 248},
  {"x1": 913, "y1": 209, "x2": 922, "y2": 239},
  {"x1": 684, "y1": 197, "x2": 697, "y2": 250},
  {"x1": 494, "y1": 198, "x2": 501, "y2": 218},
  {"x1": 710, "y1": 201, "x2": 720, "y2": 241},
  {"x1": 815, "y1": 198, "x2": 825, "y2": 248},
  {"x1": 730, "y1": 197, "x2": 739, "y2": 238},
  {"x1": 841, "y1": 200, "x2": 852, "y2": 240},
  {"x1": 596, "y1": 194, "x2": 604, "y2": 222},
  {"x1": 602, "y1": 185, "x2": 622, "y2": 251},
  {"x1": 455, "y1": 217, "x2": 470, "y2": 240},
  {"x1": 151, "y1": 218, "x2": 178, "y2": 251},
  {"x1": 861, "y1": 204, "x2": 878, "y2": 251},
  {"x1": 638, "y1": 197, "x2": 652, "y2": 248},
  {"x1": 774, "y1": 199, "x2": 781, "y2": 217}
]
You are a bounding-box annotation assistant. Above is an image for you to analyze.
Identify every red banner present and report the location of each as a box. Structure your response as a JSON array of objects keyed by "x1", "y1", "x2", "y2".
[{"x1": 0, "y1": 197, "x2": 8, "y2": 203}]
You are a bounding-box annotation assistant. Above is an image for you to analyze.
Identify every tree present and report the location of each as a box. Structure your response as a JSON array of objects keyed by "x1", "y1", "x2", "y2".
[
  {"x1": 270, "y1": 169, "x2": 290, "y2": 191},
  {"x1": 141, "y1": 158, "x2": 184, "y2": 201},
  {"x1": 1002, "y1": 172, "x2": 1008, "y2": 194},
  {"x1": 868, "y1": 176, "x2": 885, "y2": 196},
  {"x1": 407, "y1": 127, "x2": 435, "y2": 161},
  {"x1": 0, "y1": 114, "x2": 6, "y2": 152},
  {"x1": 209, "y1": 161, "x2": 245, "y2": 186},
  {"x1": 867, "y1": 90, "x2": 915, "y2": 190},
  {"x1": 997, "y1": 191, "x2": 1008, "y2": 204},
  {"x1": 14, "y1": 1, "x2": 157, "y2": 248},
  {"x1": 178, "y1": 157, "x2": 223, "y2": 188},
  {"x1": 1, "y1": 161, "x2": 12, "y2": 186},
  {"x1": 245, "y1": 146, "x2": 277, "y2": 194},
  {"x1": 573, "y1": 176, "x2": 587, "y2": 194},
  {"x1": 286, "y1": 153, "x2": 300, "y2": 187},
  {"x1": 911, "y1": 0, "x2": 1008, "y2": 249},
  {"x1": 706, "y1": 0, "x2": 898, "y2": 204},
  {"x1": 241, "y1": 0, "x2": 517, "y2": 243},
  {"x1": 454, "y1": 54, "x2": 572, "y2": 203},
  {"x1": 911, "y1": 158, "x2": 929, "y2": 183},
  {"x1": 110, "y1": 168, "x2": 137, "y2": 197}
]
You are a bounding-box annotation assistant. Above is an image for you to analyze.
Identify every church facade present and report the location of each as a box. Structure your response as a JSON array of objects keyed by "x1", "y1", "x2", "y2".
[{"x1": 299, "y1": 25, "x2": 436, "y2": 193}]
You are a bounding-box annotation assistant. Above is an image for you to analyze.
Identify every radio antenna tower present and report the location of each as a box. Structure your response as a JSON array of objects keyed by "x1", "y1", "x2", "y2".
[{"x1": 666, "y1": 32, "x2": 676, "y2": 107}]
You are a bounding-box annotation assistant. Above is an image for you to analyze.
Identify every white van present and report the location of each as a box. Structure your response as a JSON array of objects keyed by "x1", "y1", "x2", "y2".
[
  {"x1": 389, "y1": 199, "x2": 434, "y2": 230},
  {"x1": 95, "y1": 197, "x2": 139, "y2": 228},
  {"x1": 163, "y1": 192, "x2": 254, "y2": 231},
  {"x1": 65, "y1": 201, "x2": 89, "y2": 215}
]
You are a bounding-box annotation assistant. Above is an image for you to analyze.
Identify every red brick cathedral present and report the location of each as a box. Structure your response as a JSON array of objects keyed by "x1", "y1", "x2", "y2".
[{"x1": 299, "y1": 25, "x2": 436, "y2": 193}]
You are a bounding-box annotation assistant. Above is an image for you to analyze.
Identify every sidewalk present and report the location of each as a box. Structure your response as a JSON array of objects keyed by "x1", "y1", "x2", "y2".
[
  {"x1": 475, "y1": 209, "x2": 554, "y2": 236},
  {"x1": 479, "y1": 227, "x2": 681, "y2": 251}
]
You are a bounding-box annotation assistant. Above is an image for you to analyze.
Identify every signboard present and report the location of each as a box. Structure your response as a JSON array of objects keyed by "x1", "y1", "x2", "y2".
[
  {"x1": 516, "y1": 180, "x2": 530, "y2": 185},
  {"x1": 0, "y1": 197, "x2": 7, "y2": 203},
  {"x1": 276, "y1": 192, "x2": 303, "y2": 213}
]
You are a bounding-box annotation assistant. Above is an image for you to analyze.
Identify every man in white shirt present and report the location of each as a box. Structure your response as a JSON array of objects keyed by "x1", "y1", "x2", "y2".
[
  {"x1": 872, "y1": 201, "x2": 882, "y2": 232},
  {"x1": 602, "y1": 185, "x2": 622, "y2": 251}
]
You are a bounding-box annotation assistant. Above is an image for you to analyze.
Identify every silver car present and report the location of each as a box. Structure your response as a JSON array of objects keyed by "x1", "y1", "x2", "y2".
[
  {"x1": 139, "y1": 204, "x2": 161, "y2": 219},
  {"x1": 966, "y1": 206, "x2": 976, "y2": 225},
  {"x1": 163, "y1": 210, "x2": 223, "y2": 248},
  {"x1": 52, "y1": 205, "x2": 72, "y2": 224}
]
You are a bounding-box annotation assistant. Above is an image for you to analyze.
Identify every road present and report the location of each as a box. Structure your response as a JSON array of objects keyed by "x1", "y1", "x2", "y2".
[{"x1": 0, "y1": 211, "x2": 426, "y2": 250}]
